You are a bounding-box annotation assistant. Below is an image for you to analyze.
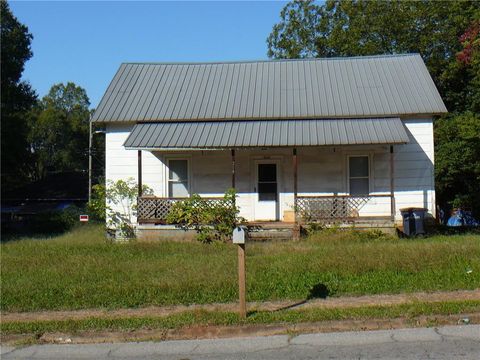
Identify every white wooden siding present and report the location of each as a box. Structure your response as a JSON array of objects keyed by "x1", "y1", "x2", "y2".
[
  {"x1": 105, "y1": 118, "x2": 435, "y2": 224},
  {"x1": 393, "y1": 118, "x2": 435, "y2": 219},
  {"x1": 105, "y1": 123, "x2": 165, "y2": 223}
]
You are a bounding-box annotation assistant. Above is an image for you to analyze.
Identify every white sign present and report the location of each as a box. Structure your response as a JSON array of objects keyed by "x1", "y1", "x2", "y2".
[
  {"x1": 79, "y1": 215, "x2": 89, "y2": 222},
  {"x1": 232, "y1": 226, "x2": 246, "y2": 244}
]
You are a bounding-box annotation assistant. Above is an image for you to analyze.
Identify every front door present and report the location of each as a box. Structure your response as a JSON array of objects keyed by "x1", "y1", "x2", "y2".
[{"x1": 254, "y1": 162, "x2": 278, "y2": 221}]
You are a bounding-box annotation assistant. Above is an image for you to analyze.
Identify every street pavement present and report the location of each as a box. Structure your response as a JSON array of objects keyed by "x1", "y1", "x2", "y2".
[{"x1": 1, "y1": 325, "x2": 479, "y2": 359}]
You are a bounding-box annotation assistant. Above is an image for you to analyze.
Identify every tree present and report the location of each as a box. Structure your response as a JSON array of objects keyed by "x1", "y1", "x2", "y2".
[
  {"x1": 456, "y1": 20, "x2": 480, "y2": 114},
  {"x1": 267, "y1": 0, "x2": 479, "y2": 111},
  {"x1": 435, "y1": 112, "x2": 480, "y2": 211},
  {"x1": 268, "y1": 0, "x2": 480, "y2": 215},
  {"x1": 29, "y1": 83, "x2": 91, "y2": 179},
  {"x1": 267, "y1": 0, "x2": 325, "y2": 59},
  {"x1": 1, "y1": 0, "x2": 37, "y2": 193},
  {"x1": 434, "y1": 20, "x2": 480, "y2": 214}
]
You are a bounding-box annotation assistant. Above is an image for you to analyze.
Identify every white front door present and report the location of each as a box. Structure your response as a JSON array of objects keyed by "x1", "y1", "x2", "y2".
[{"x1": 254, "y1": 162, "x2": 279, "y2": 221}]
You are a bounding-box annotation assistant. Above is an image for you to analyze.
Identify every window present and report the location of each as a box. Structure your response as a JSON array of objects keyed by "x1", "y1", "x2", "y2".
[
  {"x1": 168, "y1": 159, "x2": 189, "y2": 197},
  {"x1": 349, "y1": 156, "x2": 369, "y2": 195}
]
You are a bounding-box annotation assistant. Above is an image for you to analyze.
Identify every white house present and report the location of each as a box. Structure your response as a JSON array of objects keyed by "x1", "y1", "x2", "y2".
[{"x1": 92, "y1": 54, "x2": 447, "y2": 238}]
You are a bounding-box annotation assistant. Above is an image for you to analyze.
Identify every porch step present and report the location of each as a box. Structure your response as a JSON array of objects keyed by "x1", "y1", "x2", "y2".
[
  {"x1": 247, "y1": 230, "x2": 293, "y2": 241},
  {"x1": 247, "y1": 222, "x2": 294, "y2": 229},
  {"x1": 246, "y1": 222, "x2": 294, "y2": 241}
]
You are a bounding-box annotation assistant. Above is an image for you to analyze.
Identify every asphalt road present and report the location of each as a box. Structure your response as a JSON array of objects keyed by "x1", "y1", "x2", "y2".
[{"x1": 1, "y1": 325, "x2": 479, "y2": 359}]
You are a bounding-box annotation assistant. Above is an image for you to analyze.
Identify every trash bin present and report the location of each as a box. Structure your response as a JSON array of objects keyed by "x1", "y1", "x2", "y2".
[
  {"x1": 400, "y1": 208, "x2": 415, "y2": 236},
  {"x1": 411, "y1": 208, "x2": 427, "y2": 235},
  {"x1": 400, "y1": 207, "x2": 427, "y2": 236}
]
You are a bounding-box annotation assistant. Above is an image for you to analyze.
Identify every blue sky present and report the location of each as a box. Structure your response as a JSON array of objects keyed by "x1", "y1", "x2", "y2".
[{"x1": 10, "y1": 1, "x2": 287, "y2": 108}]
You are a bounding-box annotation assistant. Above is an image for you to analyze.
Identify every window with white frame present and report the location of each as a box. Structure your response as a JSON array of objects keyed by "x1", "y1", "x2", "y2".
[
  {"x1": 167, "y1": 159, "x2": 189, "y2": 197},
  {"x1": 348, "y1": 156, "x2": 370, "y2": 196}
]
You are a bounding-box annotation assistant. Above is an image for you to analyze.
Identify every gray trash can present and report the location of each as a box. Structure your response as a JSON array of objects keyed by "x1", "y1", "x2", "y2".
[{"x1": 400, "y1": 208, "x2": 427, "y2": 236}]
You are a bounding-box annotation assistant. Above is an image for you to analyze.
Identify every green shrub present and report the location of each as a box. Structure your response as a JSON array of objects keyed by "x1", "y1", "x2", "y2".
[{"x1": 166, "y1": 189, "x2": 245, "y2": 243}]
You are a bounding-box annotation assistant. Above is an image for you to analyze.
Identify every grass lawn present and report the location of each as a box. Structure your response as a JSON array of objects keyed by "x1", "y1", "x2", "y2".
[{"x1": 1, "y1": 225, "x2": 479, "y2": 312}]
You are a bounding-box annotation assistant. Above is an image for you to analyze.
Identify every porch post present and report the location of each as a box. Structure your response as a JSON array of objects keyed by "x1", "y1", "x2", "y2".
[
  {"x1": 231, "y1": 149, "x2": 236, "y2": 189},
  {"x1": 138, "y1": 150, "x2": 143, "y2": 197},
  {"x1": 231, "y1": 149, "x2": 236, "y2": 208},
  {"x1": 390, "y1": 145, "x2": 395, "y2": 222},
  {"x1": 293, "y1": 148, "x2": 299, "y2": 239}
]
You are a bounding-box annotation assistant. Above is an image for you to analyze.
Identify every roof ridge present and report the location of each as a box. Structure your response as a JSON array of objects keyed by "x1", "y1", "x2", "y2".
[{"x1": 121, "y1": 53, "x2": 421, "y2": 66}]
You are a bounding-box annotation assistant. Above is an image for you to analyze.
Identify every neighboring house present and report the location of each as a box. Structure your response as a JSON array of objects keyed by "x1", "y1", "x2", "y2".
[{"x1": 92, "y1": 54, "x2": 447, "y2": 238}]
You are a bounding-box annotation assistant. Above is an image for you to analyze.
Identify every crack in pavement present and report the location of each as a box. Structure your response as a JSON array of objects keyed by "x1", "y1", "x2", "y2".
[
  {"x1": 433, "y1": 327, "x2": 446, "y2": 343},
  {"x1": 0, "y1": 347, "x2": 17, "y2": 357},
  {"x1": 389, "y1": 332, "x2": 399, "y2": 343}
]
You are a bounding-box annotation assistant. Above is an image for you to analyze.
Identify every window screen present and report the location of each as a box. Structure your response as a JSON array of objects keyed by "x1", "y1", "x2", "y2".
[
  {"x1": 168, "y1": 159, "x2": 189, "y2": 197},
  {"x1": 349, "y1": 156, "x2": 369, "y2": 195},
  {"x1": 258, "y1": 164, "x2": 277, "y2": 201}
]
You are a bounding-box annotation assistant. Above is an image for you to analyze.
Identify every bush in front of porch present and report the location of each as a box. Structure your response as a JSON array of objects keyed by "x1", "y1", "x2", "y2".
[{"x1": 166, "y1": 189, "x2": 245, "y2": 243}]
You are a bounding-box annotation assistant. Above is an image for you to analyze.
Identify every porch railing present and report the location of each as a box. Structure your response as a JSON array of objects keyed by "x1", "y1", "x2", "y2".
[
  {"x1": 137, "y1": 196, "x2": 233, "y2": 224},
  {"x1": 295, "y1": 194, "x2": 394, "y2": 222}
]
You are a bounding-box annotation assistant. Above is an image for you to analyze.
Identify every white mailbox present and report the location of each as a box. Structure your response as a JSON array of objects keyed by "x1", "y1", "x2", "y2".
[{"x1": 232, "y1": 226, "x2": 246, "y2": 244}]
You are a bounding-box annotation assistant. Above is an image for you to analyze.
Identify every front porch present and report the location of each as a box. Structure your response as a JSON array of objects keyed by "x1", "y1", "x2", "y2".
[{"x1": 134, "y1": 146, "x2": 397, "y2": 237}]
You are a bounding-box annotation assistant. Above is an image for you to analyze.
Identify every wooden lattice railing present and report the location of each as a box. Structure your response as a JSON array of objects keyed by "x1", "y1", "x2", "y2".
[
  {"x1": 295, "y1": 195, "x2": 392, "y2": 222},
  {"x1": 137, "y1": 196, "x2": 233, "y2": 224}
]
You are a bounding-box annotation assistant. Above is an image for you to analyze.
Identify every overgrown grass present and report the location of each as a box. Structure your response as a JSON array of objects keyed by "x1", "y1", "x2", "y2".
[
  {"x1": 1, "y1": 225, "x2": 479, "y2": 312},
  {"x1": 2, "y1": 300, "x2": 479, "y2": 335}
]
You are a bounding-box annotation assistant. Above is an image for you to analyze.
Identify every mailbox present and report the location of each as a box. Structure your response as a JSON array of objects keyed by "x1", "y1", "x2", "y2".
[{"x1": 232, "y1": 226, "x2": 246, "y2": 244}]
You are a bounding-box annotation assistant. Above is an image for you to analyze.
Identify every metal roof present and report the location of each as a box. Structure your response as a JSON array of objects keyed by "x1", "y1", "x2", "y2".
[
  {"x1": 123, "y1": 118, "x2": 409, "y2": 149},
  {"x1": 93, "y1": 54, "x2": 446, "y2": 123}
]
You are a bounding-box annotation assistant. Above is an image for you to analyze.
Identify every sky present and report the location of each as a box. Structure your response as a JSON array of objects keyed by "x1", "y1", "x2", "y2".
[{"x1": 10, "y1": 1, "x2": 288, "y2": 108}]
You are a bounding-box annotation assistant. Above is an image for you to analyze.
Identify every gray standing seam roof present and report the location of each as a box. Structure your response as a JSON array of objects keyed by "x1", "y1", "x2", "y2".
[
  {"x1": 93, "y1": 54, "x2": 447, "y2": 123},
  {"x1": 123, "y1": 118, "x2": 409, "y2": 149}
]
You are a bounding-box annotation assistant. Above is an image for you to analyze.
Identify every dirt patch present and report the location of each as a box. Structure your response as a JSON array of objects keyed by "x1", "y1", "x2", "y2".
[
  {"x1": 2, "y1": 289, "x2": 479, "y2": 323},
  {"x1": 2, "y1": 312, "x2": 479, "y2": 346}
]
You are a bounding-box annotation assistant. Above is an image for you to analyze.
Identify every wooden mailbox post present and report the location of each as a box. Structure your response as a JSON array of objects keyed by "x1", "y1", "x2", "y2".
[{"x1": 233, "y1": 226, "x2": 246, "y2": 319}]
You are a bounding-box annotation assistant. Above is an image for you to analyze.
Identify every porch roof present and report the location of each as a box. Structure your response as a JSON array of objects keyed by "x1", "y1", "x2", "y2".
[{"x1": 123, "y1": 118, "x2": 409, "y2": 149}]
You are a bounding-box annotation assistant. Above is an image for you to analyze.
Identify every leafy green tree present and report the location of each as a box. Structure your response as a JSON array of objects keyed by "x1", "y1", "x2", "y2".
[
  {"x1": 29, "y1": 83, "x2": 91, "y2": 178},
  {"x1": 435, "y1": 21, "x2": 480, "y2": 214},
  {"x1": 435, "y1": 112, "x2": 480, "y2": 212},
  {"x1": 1, "y1": 0, "x2": 37, "y2": 192},
  {"x1": 105, "y1": 178, "x2": 153, "y2": 239},
  {"x1": 267, "y1": 0, "x2": 479, "y2": 112}
]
